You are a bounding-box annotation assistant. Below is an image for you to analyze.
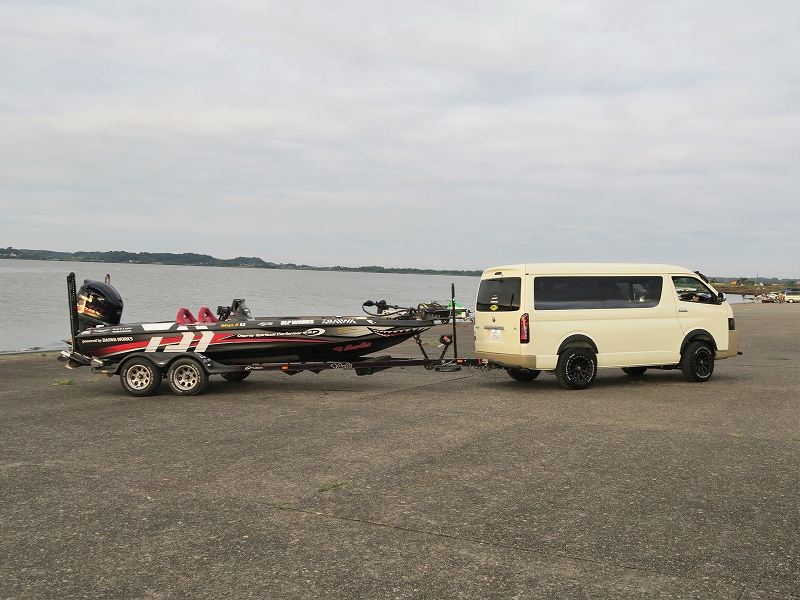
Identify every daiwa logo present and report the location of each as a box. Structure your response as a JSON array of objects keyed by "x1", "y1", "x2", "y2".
[{"x1": 145, "y1": 331, "x2": 216, "y2": 353}]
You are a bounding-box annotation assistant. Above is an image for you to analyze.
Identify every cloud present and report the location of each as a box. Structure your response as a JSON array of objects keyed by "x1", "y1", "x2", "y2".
[{"x1": 1, "y1": 0, "x2": 798, "y2": 276}]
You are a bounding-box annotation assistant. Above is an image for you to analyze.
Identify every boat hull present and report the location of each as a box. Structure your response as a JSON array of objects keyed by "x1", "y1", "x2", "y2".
[{"x1": 75, "y1": 316, "x2": 431, "y2": 365}]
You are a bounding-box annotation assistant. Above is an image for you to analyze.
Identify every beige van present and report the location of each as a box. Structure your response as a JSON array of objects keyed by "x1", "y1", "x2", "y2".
[{"x1": 474, "y1": 264, "x2": 739, "y2": 389}]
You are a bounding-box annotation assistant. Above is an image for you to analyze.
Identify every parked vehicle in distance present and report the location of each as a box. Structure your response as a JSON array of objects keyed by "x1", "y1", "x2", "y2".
[
  {"x1": 783, "y1": 289, "x2": 800, "y2": 303},
  {"x1": 473, "y1": 264, "x2": 740, "y2": 390},
  {"x1": 756, "y1": 293, "x2": 779, "y2": 303}
]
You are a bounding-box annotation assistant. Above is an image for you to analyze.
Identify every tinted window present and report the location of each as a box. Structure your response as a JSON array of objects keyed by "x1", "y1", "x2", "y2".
[
  {"x1": 534, "y1": 277, "x2": 601, "y2": 310},
  {"x1": 477, "y1": 278, "x2": 521, "y2": 312},
  {"x1": 601, "y1": 277, "x2": 663, "y2": 308},
  {"x1": 534, "y1": 276, "x2": 663, "y2": 310}
]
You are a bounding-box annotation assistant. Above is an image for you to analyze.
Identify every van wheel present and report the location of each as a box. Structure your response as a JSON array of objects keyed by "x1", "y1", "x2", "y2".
[
  {"x1": 120, "y1": 358, "x2": 161, "y2": 397},
  {"x1": 506, "y1": 367, "x2": 541, "y2": 382},
  {"x1": 167, "y1": 358, "x2": 209, "y2": 396},
  {"x1": 221, "y1": 371, "x2": 250, "y2": 382},
  {"x1": 680, "y1": 341, "x2": 714, "y2": 382},
  {"x1": 622, "y1": 367, "x2": 647, "y2": 376},
  {"x1": 556, "y1": 348, "x2": 597, "y2": 390}
]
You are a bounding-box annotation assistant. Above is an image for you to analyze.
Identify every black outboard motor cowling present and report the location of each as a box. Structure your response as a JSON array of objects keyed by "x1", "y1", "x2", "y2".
[{"x1": 77, "y1": 280, "x2": 124, "y2": 330}]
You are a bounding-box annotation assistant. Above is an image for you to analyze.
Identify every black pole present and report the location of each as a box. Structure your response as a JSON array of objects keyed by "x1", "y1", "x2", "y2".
[
  {"x1": 67, "y1": 273, "x2": 79, "y2": 351},
  {"x1": 451, "y1": 283, "x2": 458, "y2": 359}
]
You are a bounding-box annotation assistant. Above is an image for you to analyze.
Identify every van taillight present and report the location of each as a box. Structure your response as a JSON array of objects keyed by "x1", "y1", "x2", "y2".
[
  {"x1": 520, "y1": 313, "x2": 530, "y2": 343},
  {"x1": 729, "y1": 318, "x2": 735, "y2": 330}
]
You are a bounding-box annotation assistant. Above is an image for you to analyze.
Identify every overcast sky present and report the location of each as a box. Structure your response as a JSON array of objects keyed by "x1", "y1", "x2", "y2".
[{"x1": 1, "y1": 1, "x2": 798, "y2": 277}]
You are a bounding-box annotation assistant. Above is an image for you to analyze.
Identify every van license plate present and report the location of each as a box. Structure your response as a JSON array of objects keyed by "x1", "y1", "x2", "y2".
[{"x1": 491, "y1": 329, "x2": 501, "y2": 341}]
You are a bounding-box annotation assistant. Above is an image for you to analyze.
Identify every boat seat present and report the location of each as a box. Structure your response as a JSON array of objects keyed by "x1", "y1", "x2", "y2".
[
  {"x1": 176, "y1": 308, "x2": 197, "y2": 324},
  {"x1": 197, "y1": 306, "x2": 218, "y2": 323}
]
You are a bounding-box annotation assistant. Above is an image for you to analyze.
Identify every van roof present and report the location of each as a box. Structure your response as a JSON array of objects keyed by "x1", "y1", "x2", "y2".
[{"x1": 482, "y1": 264, "x2": 696, "y2": 276}]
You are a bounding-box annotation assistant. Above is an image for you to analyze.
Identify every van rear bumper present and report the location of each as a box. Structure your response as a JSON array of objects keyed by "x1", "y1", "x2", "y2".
[
  {"x1": 715, "y1": 330, "x2": 739, "y2": 359},
  {"x1": 474, "y1": 351, "x2": 538, "y2": 370}
]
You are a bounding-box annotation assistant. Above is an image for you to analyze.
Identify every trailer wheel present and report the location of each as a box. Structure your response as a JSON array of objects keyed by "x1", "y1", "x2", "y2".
[
  {"x1": 120, "y1": 358, "x2": 161, "y2": 397},
  {"x1": 221, "y1": 371, "x2": 250, "y2": 382},
  {"x1": 680, "y1": 341, "x2": 714, "y2": 382},
  {"x1": 555, "y1": 347, "x2": 597, "y2": 390},
  {"x1": 506, "y1": 367, "x2": 541, "y2": 382},
  {"x1": 622, "y1": 367, "x2": 647, "y2": 376},
  {"x1": 167, "y1": 358, "x2": 208, "y2": 396}
]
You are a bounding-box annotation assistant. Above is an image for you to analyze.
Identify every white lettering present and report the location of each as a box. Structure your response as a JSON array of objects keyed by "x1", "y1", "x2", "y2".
[{"x1": 164, "y1": 332, "x2": 195, "y2": 353}]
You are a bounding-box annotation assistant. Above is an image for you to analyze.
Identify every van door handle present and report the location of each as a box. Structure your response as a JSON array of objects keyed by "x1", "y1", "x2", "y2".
[
  {"x1": 678, "y1": 309, "x2": 688, "y2": 313},
  {"x1": 484, "y1": 325, "x2": 505, "y2": 330}
]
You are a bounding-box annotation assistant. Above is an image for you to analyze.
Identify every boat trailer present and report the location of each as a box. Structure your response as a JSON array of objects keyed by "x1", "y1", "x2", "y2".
[{"x1": 59, "y1": 279, "x2": 485, "y2": 396}]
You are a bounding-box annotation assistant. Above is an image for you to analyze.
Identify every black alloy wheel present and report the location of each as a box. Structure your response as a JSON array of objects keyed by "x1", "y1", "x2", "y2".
[
  {"x1": 680, "y1": 341, "x2": 715, "y2": 382},
  {"x1": 556, "y1": 347, "x2": 597, "y2": 390}
]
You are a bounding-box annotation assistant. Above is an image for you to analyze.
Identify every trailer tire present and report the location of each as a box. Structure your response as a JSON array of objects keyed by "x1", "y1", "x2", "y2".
[
  {"x1": 555, "y1": 347, "x2": 597, "y2": 390},
  {"x1": 120, "y1": 357, "x2": 161, "y2": 397},
  {"x1": 167, "y1": 358, "x2": 209, "y2": 396},
  {"x1": 221, "y1": 371, "x2": 250, "y2": 382},
  {"x1": 506, "y1": 367, "x2": 541, "y2": 382}
]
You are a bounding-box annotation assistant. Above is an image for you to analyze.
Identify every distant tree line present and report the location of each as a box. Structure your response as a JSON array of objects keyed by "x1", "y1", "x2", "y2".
[
  {"x1": 0, "y1": 247, "x2": 482, "y2": 277},
  {"x1": 3, "y1": 247, "x2": 796, "y2": 282},
  {"x1": 713, "y1": 276, "x2": 799, "y2": 286}
]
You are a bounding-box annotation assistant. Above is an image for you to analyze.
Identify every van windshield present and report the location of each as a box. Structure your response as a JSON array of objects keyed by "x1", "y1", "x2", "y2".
[{"x1": 476, "y1": 278, "x2": 521, "y2": 312}]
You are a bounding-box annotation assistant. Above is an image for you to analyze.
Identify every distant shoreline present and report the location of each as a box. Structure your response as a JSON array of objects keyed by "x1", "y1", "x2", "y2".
[
  {"x1": 2, "y1": 248, "x2": 796, "y2": 285},
  {"x1": 0, "y1": 247, "x2": 482, "y2": 277}
]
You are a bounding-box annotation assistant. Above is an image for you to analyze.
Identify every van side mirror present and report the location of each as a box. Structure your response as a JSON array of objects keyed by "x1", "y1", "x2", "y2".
[{"x1": 717, "y1": 292, "x2": 725, "y2": 304}]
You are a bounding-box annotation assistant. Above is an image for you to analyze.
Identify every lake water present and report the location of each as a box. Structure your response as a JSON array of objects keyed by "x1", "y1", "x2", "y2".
[
  {"x1": 0, "y1": 260, "x2": 755, "y2": 353},
  {"x1": 0, "y1": 260, "x2": 480, "y2": 353}
]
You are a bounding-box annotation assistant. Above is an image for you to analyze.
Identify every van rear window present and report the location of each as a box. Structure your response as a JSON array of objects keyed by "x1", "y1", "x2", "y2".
[
  {"x1": 534, "y1": 276, "x2": 663, "y2": 310},
  {"x1": 476, "y1": 278, "x2": 522, "y2": 312}
]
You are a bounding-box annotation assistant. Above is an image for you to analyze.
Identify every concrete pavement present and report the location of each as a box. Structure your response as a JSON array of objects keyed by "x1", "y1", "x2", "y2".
[{"x1": 1, "y1": 302, "x2": 798, "y2": 598}]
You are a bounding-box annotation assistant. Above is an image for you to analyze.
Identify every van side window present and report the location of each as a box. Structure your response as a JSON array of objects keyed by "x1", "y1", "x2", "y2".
[
  {"x1": 534, "y1": 277, "x2": 602, "y2": 310},
  {"x1": 476, "y1": 278, "x2": 521, "y2": 312},
  {"x1": 672, "y1": 276, "x2": 716, "y2": 304},
  {"x1": 601, "y1": 277, "x2": 663, "y2": 308},
  {"x1": 534, "y1": 277, "x2": 663, "y2": 310}
]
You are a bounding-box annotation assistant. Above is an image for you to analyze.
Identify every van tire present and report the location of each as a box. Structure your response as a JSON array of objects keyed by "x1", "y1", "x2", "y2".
[
  {"x1": 120, "y1": 357, "x2": 161, "y2": 397},
  {"x1": 556, "y1": 348, "x2": 597, "y2": 390},
  {"x1": 622, "y1": 367, "x2": 647, "y2": 376},
  {"x1": 680, "y1": 341, "x2": 714, "y2": 382},
  {"x1": 506, "y1": 367, "x2": 541, "y2": 382},
  {"x1": 167, "y1": 358, "x2": 209, "y2": 396}
]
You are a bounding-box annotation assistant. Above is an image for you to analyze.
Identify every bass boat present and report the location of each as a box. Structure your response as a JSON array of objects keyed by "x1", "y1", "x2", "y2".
[{"x1": 65, "y1": 274, "x2": 442, "y2": 366}]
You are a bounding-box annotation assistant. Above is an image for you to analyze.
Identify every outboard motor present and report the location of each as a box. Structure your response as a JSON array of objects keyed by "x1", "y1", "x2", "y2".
[{"x1": 76, "y1": 279, "x2": 124, "y2": 331}]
